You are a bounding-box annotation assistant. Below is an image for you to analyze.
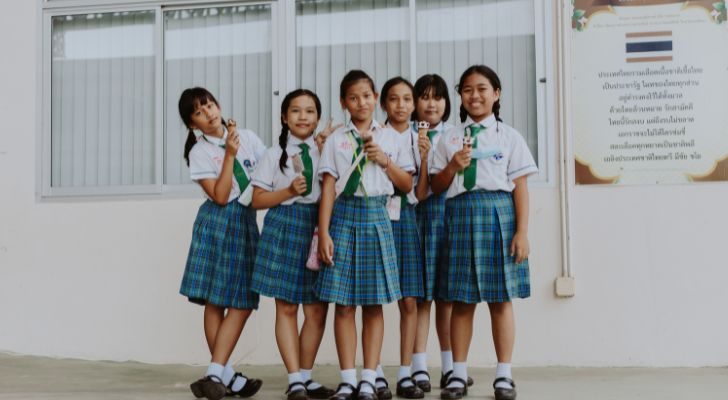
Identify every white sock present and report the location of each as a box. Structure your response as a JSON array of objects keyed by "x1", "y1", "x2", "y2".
[
  {"x1": 495, "y1": 363, "x2": 514, "y2": 389},
  {"x1": 301, "y1": 368, "x2": 322, "y2": 389},
  {"x1": 411, "y1": 353, "x2": 428, "y2": 380},
  {"x1": 375, "y1": 365, "x2": 387, "y2": 389},
  {"x1": 206, "y1": 363, "x2": 224, "y2": 380},
  {"x1": 288, "y1": 372, "x2": 305, "y2": 391},
  {"x1": 360, "y1": 369, "x2": 377, "y2": 394},
  {"x1": 398, "y1": 366, "x2": 413, "y2": 387},
  {"x1": 446, "y1": 362, "x2": 467, "y2": 389},
  {"x1": 441, "y1": 351, "x2": 453, "y2": 375},
  {"x1": 231, "y1": 375, "x2": 247, "y2": 393},
  {"x1": 338, "y1": 369, "x2": 357, "y2": 394},
  {"x1": 222, "y1": 362, "x2": 236, "y2": 386}
]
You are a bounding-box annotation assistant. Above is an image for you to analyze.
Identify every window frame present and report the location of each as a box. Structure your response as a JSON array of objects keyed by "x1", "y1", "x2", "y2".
[{"x1": 38, "y1": 0, "x2": 555, "y2": 199}]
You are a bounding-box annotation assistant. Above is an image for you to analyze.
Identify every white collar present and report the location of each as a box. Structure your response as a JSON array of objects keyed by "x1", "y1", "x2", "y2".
[{"x1": 463, "y1": 114, "x2": 497, "y2": 129}]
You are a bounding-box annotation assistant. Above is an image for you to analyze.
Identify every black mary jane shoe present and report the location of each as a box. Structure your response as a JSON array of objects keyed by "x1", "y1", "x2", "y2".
[
  {"x1": 439, "y1": 371, "x2": 474, "y2": 389},
  {"x1": 395, "y1": 377, "x2": 424, "y2": 399},
  {"x1": 190, "y1": 375, "x2": 227, "y2": 400},
  {"x1": 439, "y1": 377, "x2": 468, "y2": 400},
  {"x1": 329, "y1": 382, "x2": 357, "y2": 400},
  {"x1": 286, "y1": 382, "x2": 309, "y2": 400},
  {"x1": 356, "y1": 381, "x2": 379, "y2": 400},
  {"x1": 305, "y1": 380, "x2": 336, "y2": 399},
  {"x1": 374, "y1": 377, "x2": 392, "y2": 400},
  {"x1": 227, "y1": 373, "x2": 263, "y2": 398},
  {"x1": 410, "y1": 371, "x2": 431, "y2": 393},
  {"x1": 493, "y1": 377, "x2": 517, "y2": 400}
]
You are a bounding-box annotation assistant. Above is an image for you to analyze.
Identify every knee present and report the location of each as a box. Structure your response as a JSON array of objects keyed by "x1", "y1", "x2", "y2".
[
  {"x1": 452, "y1": 302, "x2": 476, "y2": 317},
  {"x1": 399, "y1": 297, "x2": 418, "y2": 315},
  {"x1": 335, "y1": 305, "x2": 356, "y2": 319},
  {"x1": 304, "y1": 303, "x2": 329, "y2": 326},
  {"x1": 276, "y1": 301, "x2": 299, "y2": 318},
  {"x1": 227, "y1": 308, "x2": 253, "y2": 322},
  {"x1": 361, "y1": 305, "x2": 383, "y2": 320}
]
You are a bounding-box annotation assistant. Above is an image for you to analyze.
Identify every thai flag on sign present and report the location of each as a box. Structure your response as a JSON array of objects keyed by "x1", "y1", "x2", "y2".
[{"x1": 625, "y1": 31, "x2": 673, "y2": 63}]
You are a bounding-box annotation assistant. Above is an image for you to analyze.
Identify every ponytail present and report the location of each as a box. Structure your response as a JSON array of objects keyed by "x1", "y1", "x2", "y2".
[
  {"x1": 183, "y1": 128, "x2": 197, "y2": 166},
  {"x1": 278, "y1": 123, "x2": 289, "y2": 172}
]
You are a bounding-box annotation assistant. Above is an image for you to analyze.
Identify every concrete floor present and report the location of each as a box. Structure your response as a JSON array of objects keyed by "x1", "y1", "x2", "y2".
[{"x1": 1, "y1": 353, "x2": 726, "y2": 400}]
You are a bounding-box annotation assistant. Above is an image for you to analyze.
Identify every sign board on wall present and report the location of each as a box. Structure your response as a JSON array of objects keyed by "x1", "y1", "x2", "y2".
[{"x1": 572, "y1": 0, "x2": 728, "y2": 184}]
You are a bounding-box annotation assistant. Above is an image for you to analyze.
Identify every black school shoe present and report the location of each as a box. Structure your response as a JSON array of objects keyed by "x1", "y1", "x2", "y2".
[
  {"x1": 226, "y1": 373, "x2": 263, "y2": 398},
  {"x1": 395, "y1": 377, "x2": 424, "y2": 399},
  {"x1": 356, "y1": 381, "x2": 379, "y2": 400},
  {"x1": 329, "y1": 382, "x2": 357, "y2": 400},
  {"x1": 493, "y1": 377, "x2": 517, "y2": 400},
  {"x1": 439, "y1": 370, "x2": 473, "y2": 389},
  {"x1": 286, "y1": 382, "x2": 308, "y2": 400},
  {"x1": 190, "y1": 375, "x2": 227, "y2": 400},
  {"x1": 410, "y1": 371, "x2": 431, "y2": 393},
  {"x1": 440, "y1": 376, "x2": 468, "y2": 400},
  {"x1": 305, "y1": 380, "x2": 336, "y2": 399},
  {"x1": 374, "y1": 377, "x2": 392, "y2": 400}
]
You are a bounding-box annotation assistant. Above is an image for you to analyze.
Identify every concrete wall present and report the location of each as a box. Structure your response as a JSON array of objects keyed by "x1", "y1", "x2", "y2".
[{"x1": 1, "y1": 0, "x2": 726, "y2": 367}]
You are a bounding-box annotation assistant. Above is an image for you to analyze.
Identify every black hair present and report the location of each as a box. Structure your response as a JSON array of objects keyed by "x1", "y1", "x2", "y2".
[
  {"x1": 339, "y1": 69, "x2": 376, "y2": 100},
  {"x1": 379, "y1": 77, "x2": 415, "y2": 124},
  {"x1": 412, "y1": 74, "x2": 451, "y2": 122},
  {"x1": 456, "y1": 65, "x2": 502, "y2": 123},
  {"x1": 178, "y1": 87, "x2": 221, "y2": 166},
  {"x1": 278, "y1": 89, "x2": 322, "y2": 172}
]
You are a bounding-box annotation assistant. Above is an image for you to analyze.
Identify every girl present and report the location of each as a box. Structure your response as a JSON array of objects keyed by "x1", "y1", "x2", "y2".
[
  {"x1": 316, "y1": 70, "x2": 414, "y2": 400},
  {"x1": 431, "y1": 66, "x2": 537, "y2": 400},
  {"x1": 178, "y1": 87, "x2": 266, "y2": 400},
  {"x1": 408, "y1": 74, "x2": 473, "y2": 392},
  {"x1": 379, "y1": 77, "x2": 425, "y2": 400},
  {"x1": 250, "y1": 89, "x2": 337, "y2": 400}
]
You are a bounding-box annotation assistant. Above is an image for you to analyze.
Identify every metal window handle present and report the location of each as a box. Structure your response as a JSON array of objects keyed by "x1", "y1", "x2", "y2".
[
  {"x1": 539, "y1": 78, "x2": 546, "y2": 83},
  {"x1": 273, "y1": 90, "x2": 279, "y2": 95}
]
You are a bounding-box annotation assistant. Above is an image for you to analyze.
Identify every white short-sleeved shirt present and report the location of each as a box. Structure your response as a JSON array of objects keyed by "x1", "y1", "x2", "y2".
[
  {"x1": 318, "y1": 120, "x2": 416, "y2": 197},
  {"x1": 411, "y1": 120, "x2": 452, "y2": 200},
  {"x1": 431, "y1": 114, "x2": 537, "y2": 198},
  {"x1": 251, "y1": 133, "x2": 320, "y2": 205},
  {"x1": 189, "y1": 127, "x2": 267, "y2": 203},
  {"x1": 390, "y1": 123, "x2": 419, "y2": 205}
]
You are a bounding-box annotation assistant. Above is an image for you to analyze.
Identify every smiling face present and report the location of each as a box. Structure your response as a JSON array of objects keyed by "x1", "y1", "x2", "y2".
[
  {"x1": 383, "y1": 82, "x2": 414, "y2": 127},
  {"x1": 340, "y1": 79, "x2": 378, "y2": 126},
  {"x1": 188, "y1": 99, "x2": 223, "y2": 136},
  {"x1": 416, "y1": 88, "x2": 447, "y2": 126},
  {"x1": 283, "y1": 95, "x2": 320, "y2": 140},
  {"x1": 459, "y1": 72, "x2": 501, "y2": 122}
]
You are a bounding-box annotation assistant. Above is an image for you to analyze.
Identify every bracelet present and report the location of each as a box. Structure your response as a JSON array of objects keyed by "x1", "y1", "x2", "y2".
[{"x1": 382, "y1": 156, "x2": 390, "y2": 171}]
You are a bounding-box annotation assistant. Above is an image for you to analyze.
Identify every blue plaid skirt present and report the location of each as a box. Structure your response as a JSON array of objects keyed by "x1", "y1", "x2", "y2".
[
  {"x1": 442, "y1": 190, "x2": 530, "y2": 303},
  {"x1": 180, "y1": 200, "x2": 260, "y2": 309},
  {"x1": 252, "y1": 203, "x2": 320, "y2": 304},
  {"x1": 415, "y1": 193, "x2": 447, "y2": 301},
  {"x1": 392, "y1": 203, "x2": 424, "y2": 298},
  {"x1": 314, "y1": 196, "x2": 401, "y2": 306}
]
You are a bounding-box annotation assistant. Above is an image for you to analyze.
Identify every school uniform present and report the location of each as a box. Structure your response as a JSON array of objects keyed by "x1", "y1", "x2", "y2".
[
  {"x1": 390, "y1": 123, "x2": 424, "y2": 299},
  {"x1": 431, "y1": 114, "x2": 537, "y2": 303},
  {"x1": 314, "y1": 121, "x2": 415, "y2": 306},
  {"x1": 250, "y1": 134, "x2": 322, "y2": 305},
  {"x1": 179, "y1": 127, "x2": 266, "y2": 310}
]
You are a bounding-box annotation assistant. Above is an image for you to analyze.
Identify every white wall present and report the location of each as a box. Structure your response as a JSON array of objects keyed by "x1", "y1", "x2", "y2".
[{"x1": 1, "y1": 0, "x2": 726, "y2": 368}]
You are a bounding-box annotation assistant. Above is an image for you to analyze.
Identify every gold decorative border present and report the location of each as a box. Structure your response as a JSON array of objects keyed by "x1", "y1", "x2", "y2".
[
  {"x1": 575, "y1": 157, "x2": 620, "y2": 185},
  {"x1": 687, "y1": 155, "x2": 728, "y2": 182}
]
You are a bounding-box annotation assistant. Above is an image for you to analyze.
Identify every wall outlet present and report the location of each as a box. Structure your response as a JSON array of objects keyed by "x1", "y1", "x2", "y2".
[{"x1": 555, "y1": 276, "x2": 576, "y2": 297}]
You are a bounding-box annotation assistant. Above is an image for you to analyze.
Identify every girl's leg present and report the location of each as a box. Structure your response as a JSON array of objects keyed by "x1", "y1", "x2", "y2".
[
  {"x1": 435, "y1": 299, "x2": 455, "y2": 387},
  {"x1": 411, "y1": 300, "x2": 432, "y2": 389},
  {"x1": 204, "y1": 304, "x2": 225, "y2": 354},
  {"x1": 488, "y1": 302, "x2": 516, "y2": 390},
  {"x1": 397, "y1": 297, "x2": 419, "y2": 390},
  {"x1": 275, "y1": 299, "x2": 301, "y2": 373},
  {"x1": 333, "y1": 305, "x2": 358, "y2": 396},
  {"x1": 299, "y1": 302, "x2": 329, "y2": 370},
  {"x1": 211, "y1": 308, "x2": 252, "y2": 364},
  {"x1": 445, "y1": 302, "x2": 476, "y2": 390},
  {"x1": 360, "y1": 305, "x2": 384, "y2": 395}
]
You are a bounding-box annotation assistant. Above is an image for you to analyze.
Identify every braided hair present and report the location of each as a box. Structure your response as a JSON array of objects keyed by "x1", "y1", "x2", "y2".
[
  {"x1": 278, "y1": 89, "x2": 322, "y2": 172},
  {"x1": 456, "y1": 65, "x2": 502, "y2": 123}
]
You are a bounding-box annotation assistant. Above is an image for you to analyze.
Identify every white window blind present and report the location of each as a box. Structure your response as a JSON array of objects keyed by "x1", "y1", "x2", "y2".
[
  {"x1": 51, "y1": 10, "x2": 156, "y2": 189},
  {"x1": 164, "y1": 5, "x2": 273, "y2": 186}
]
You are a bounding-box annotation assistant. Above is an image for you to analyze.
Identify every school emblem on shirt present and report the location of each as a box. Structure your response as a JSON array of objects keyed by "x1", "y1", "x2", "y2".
[
  {"x1": 339, "y1": 141, "x2": 353, "y2": 151},
  {"x1": 450, "y1": 135, "x2": 461, "y2": 145}
]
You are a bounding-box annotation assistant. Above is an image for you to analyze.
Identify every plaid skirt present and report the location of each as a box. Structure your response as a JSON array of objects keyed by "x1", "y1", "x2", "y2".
[
  {"x1": 392, "y1": 203, "x2": 424, "y2": 298},
  {"x1": 442, "y1": 190, "x2": 530, "y2": 304},
  {"x1": 252, "y1": 203, "x2": 320, "y2": 304},
  {"x1": 415, "y1": 193, "x2": 447, "y2": 301},
  {"x1": 180, "y1": 200, "x2": 260, "y2": 309},
  {"x1": 314, "y1": 196, "x2": 401, "y2": 306}
]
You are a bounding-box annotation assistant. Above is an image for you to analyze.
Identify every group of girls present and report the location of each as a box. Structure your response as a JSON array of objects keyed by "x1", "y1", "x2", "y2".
[{"x1": 178, "y1": 65, "x2": 537, "y2": 400}]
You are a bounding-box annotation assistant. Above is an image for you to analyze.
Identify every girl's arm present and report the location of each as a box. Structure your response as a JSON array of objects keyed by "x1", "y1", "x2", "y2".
[
  {"x1": 364, "y1": 142, "x2": 413, "y2": 193},
  {"x1": 510, "y1": 175, "x2": 530, "y2": 263},
  {"x1": 431, "y1": 148, "x2": 470, "y2": 194},
  {"x1": 251, "y1": 176, "x2": 307, "y2": 210},
  {"x1": 198, "y1": 130, "x2": 240, "y2": 205},
  {"x1": 318, "y1": 174, "x2": 336, "y2": 265}
]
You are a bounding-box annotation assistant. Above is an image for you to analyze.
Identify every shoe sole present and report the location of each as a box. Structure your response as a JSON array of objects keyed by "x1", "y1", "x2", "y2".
[{"x1": 201, "y1": 380, "x2": 227, "y2": 400}]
